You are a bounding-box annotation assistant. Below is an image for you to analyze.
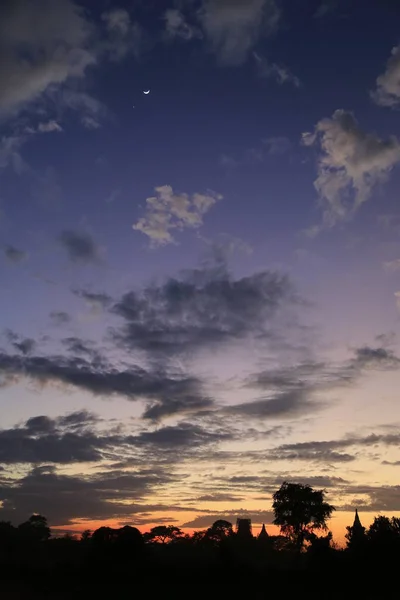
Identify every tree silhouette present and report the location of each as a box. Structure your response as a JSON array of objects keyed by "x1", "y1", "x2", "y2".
[
  {"x1": 367, "y1": 515, "x2": 400, "y2": 552},
  {"x1": 205, "y1": 520, "x2": 234, "y2": 544},
  {"x1": 272, "y1": 481, "x2": 335, "y2": 551},
  {"x1": 147, "y1": 525, "x2": 183, "y2": 544},
  {"x1": 18, "y1": 514, "x2": 50, "y2": 543},
  {"x1": 81, "y1": 529, "x2": 92, "y2": 543}
]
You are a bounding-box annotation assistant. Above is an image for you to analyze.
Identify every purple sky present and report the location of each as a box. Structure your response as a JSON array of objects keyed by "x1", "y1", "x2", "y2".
[{"x1": 1, "y1": 0, "x2": 400, "y2": 540}]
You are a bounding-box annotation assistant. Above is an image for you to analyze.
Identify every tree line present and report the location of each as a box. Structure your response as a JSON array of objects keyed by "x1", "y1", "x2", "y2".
[{"x1": 1, "y1": 482, "x2": 399, "y2": 598}]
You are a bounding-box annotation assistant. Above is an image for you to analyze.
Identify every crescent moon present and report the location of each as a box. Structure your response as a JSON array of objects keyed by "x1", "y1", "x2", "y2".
[{"x1": 143, "y1": 90, "x2": 150, "y2": 95}]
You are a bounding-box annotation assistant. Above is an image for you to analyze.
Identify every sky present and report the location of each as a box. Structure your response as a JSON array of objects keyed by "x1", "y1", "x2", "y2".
[{"x1": 1, "y1": 0, "x2": 400, "y2": 544}]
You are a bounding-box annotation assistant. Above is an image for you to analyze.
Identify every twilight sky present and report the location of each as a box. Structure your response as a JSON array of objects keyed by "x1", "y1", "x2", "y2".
[{"x1": 1, "y1": 0, "x2": 400, "y2": 542}]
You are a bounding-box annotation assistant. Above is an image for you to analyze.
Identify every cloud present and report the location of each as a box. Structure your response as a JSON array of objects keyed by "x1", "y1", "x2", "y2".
[
  {"x1": 339, "y1": 485, "x2": 400, "y2": 512},
  {"x1": 352, "y1": 346, "x2": 400, "y2": 370},
  {"x1": 0, "y1": 1, "x2": 144, "y2": 124},
  {"x1": 266, "y1": 430, "x2": 400, "y2": 464},
  {"x1": 101, "y1": 7, "x2": 143, "y2": 61},
  {"x1": 37, "y1": 120, "x2": 63, "y2": 133},
  {"x1": 61, "y1": 337, "x2": 97, "y2": 357},
  {"x1": 133, "y1": 185, "x2": 222, "y2": 247},
  {"x1": 59, "y1": 230, "x2": 102, "y2": 264},
  {"x1": 303, "y1": 110, "x2": 400, "y2": 227},
  {"x1": 198, "y1": 0, "x2": 280, "y2": 66},
  {"x1": 372, "y1": 45, "x2": 400, "y2": 108},
  {"x1": 263, "y1": 136, "x2": 292, "y2": 155},
  {"x1": 12, "y1": 338, "x2": 36, "y2": 356},
  {"x1": 195, "y1": 493, "x2": 245, "y2": 502},
  {"x1": 225, "y1": 388, "x2": 322, "y2": 420},
  {"x1": 111, "y1": 263, "x2": 292, "y2": 356},
  {"x1": 313, "y1": 0, "x2": 339, "y2": 18},
  {"x1": 383, "y1": 259, "x2": 400, "y2": 273},
  {"x1": 0, "y1": 134, "x2": 28, "y2": 174},
  {"x1": 182, "y1": 510, "x2": 275, "y2": 528},
  {"x1": 164, "y1": 8, "x2": 201, "y2": 41},
  {"x1": 3, "y1": 330, "x2": 36, "y2": 355},
  {"x1": 0, "y1": 466, "x2": 174, "y2": 525},
  {"x1": 33, "y1": 166, "x2": 62, "y2": 207},
  {"x1": 0, "y1": 410, "x2": 237, "y2": 524},
  {"x1": 253, "y1": 52, "x2": 300, "y2": 87},
  {"x1": 57, "y1": 90, "x2": 107, "y2": 129},
  {"x1": 220, "y1": 137, "x2": 292, "y2": 169},
  {"x1": 135, "y1": 422, "x2": 232, "y2": 448},
  {"x1": 142, "y1": 394, "x2": 213, "y2": 421},
  {"x1": 3, "y1": 244, "x2": 28, "y2": 263},
  {"x1": 0, "y1": 409, "x2": 229, "y2": 468},
  {"x1": 235, "y1": 345, "x2": 400, "y2": 421},
  {"x1": 0, "y1": 411, "x2": 108, "y2": 464},
  {"x1": 49, "y1": 311, "x2": 71, "y2": 325},
  {"x1": 0, "y1": 351, "x2": 210, "y2": 420},
  {"x1": 0, "y1": 0, "x2": 96, "y2": 116},
  {"x1": 72, "y1": 288, "x2": 112, "y2": 311}
]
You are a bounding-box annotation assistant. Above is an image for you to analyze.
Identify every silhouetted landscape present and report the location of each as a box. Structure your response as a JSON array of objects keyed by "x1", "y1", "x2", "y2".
[{"x1": 1, "y1": 482, "x2": 399, "y2": 598}]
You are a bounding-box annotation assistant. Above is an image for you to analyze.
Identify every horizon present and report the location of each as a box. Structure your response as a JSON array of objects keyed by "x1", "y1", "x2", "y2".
[{"x1": 1, "y1": 0, "x2": 400, "y2": 548}]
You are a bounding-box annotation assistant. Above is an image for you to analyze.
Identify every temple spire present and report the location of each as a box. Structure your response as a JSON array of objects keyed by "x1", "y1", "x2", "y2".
[
  {"x1": 258, "y1": 523, "x2": 269, "y2": 541},
  {"x1": 353, "y1": 509, "x2": 362, "y2": 529}
]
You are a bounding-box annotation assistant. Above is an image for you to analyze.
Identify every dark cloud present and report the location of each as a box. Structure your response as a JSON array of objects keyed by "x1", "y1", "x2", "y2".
[
  {"x1": 195, "y1": 493, "x2": 245, "y2": 502},
  {"x1": 0, "y1": 351, "x2": 209, "y2": 419},
  {"x1": 0, "y1": 408, "x2": 234, "y2": 525},
  {"x1": 0, "y1": 466, "x2": 174, "y2": 525},
  {"x1": 238, "y1": 345, "x2": 400, "y2": 421},
  {"x1": 0, "y1": 409, "x2": 230, "y2": 468},
  {"x1": 49, "y1": 311, "x2": 71, "y2": 325},
  {"x1": 3, "y1": 330, "x2": 36, "y2": 355},
  {"x1": 143, "y1": 394, "x2": 213, "y2": 421},
  {"x1": 59, "y1": 230, "x2": 101, "y2": 264},
  {"x1": 198, "y1": 474, "x2": 349, "y2": 504},
  {"x1": 265, "y1": 431, "x2": 400, "y2": 463},
  {"x1": 352, "y1": 346, "x2": 400, "y2": 370},
  {"x1": 0, "y1": 411, "x2": 111, "y2": 464},
  {"x1": 13, "y1": 338, "x2": 35, "y2": 355},
  {"x1": 182, "y1": 510, "x2": 275, "y2": 529},
  {"x1": 224, "y1": 388, "x2": 323, "y2": 420},
  {"x1": 3, "y1": 244, "x2": 28, "y2": 263},
  {"x1": 339, "y1": 485, "x2": 400, "y2": 512},
  {"x1": 61, "y1": 337, "x2": 97, "y2": 357},
  {"x1": 72, "y1": 288, "x2": 112, "y2": 309},
  {"x1": 135, "y1": 422, "x2": 233, "y2": 448},
  {"x1": 111, "y1": 264, "x2": 293, "y2": 356}
]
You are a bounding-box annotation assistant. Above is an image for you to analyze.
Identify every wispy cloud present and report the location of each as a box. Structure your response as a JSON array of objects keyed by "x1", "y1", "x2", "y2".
[
  {"x1": 3, "y1": 244, "x2": 28, "y2": 264},
  {"x1": 372, "y1": 45, "x2": 400, "y2": 108},
  {"x1": 0, "y1": 1, "x2": 143, "y2": 126},
  {"x1": 37, "y1": 120, "x2": 63, "y2": 133},
  {"x1": 253, "y1": 52, "x2": 300, "y2": 87},
  {"x1": 0, "y1": 0, "x2": 96, "y2": 117},
  {"x1": 164, "y1": 8, "x2": 202, "y2": 41},
  {"x1": 198, "y1": 0, "x2": 280, "y2": 65},
  {"x1": 49, "y1": 311, "x2": 71, "y2": 326}
]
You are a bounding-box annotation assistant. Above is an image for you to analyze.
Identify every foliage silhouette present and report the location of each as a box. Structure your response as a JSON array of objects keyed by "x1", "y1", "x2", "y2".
[
  {"x1": 272, "y1": 481, "x2": 335, "y2": 550},
  {"x1": 146, "y1": 525, "x2": 184, "y2": 543}
]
